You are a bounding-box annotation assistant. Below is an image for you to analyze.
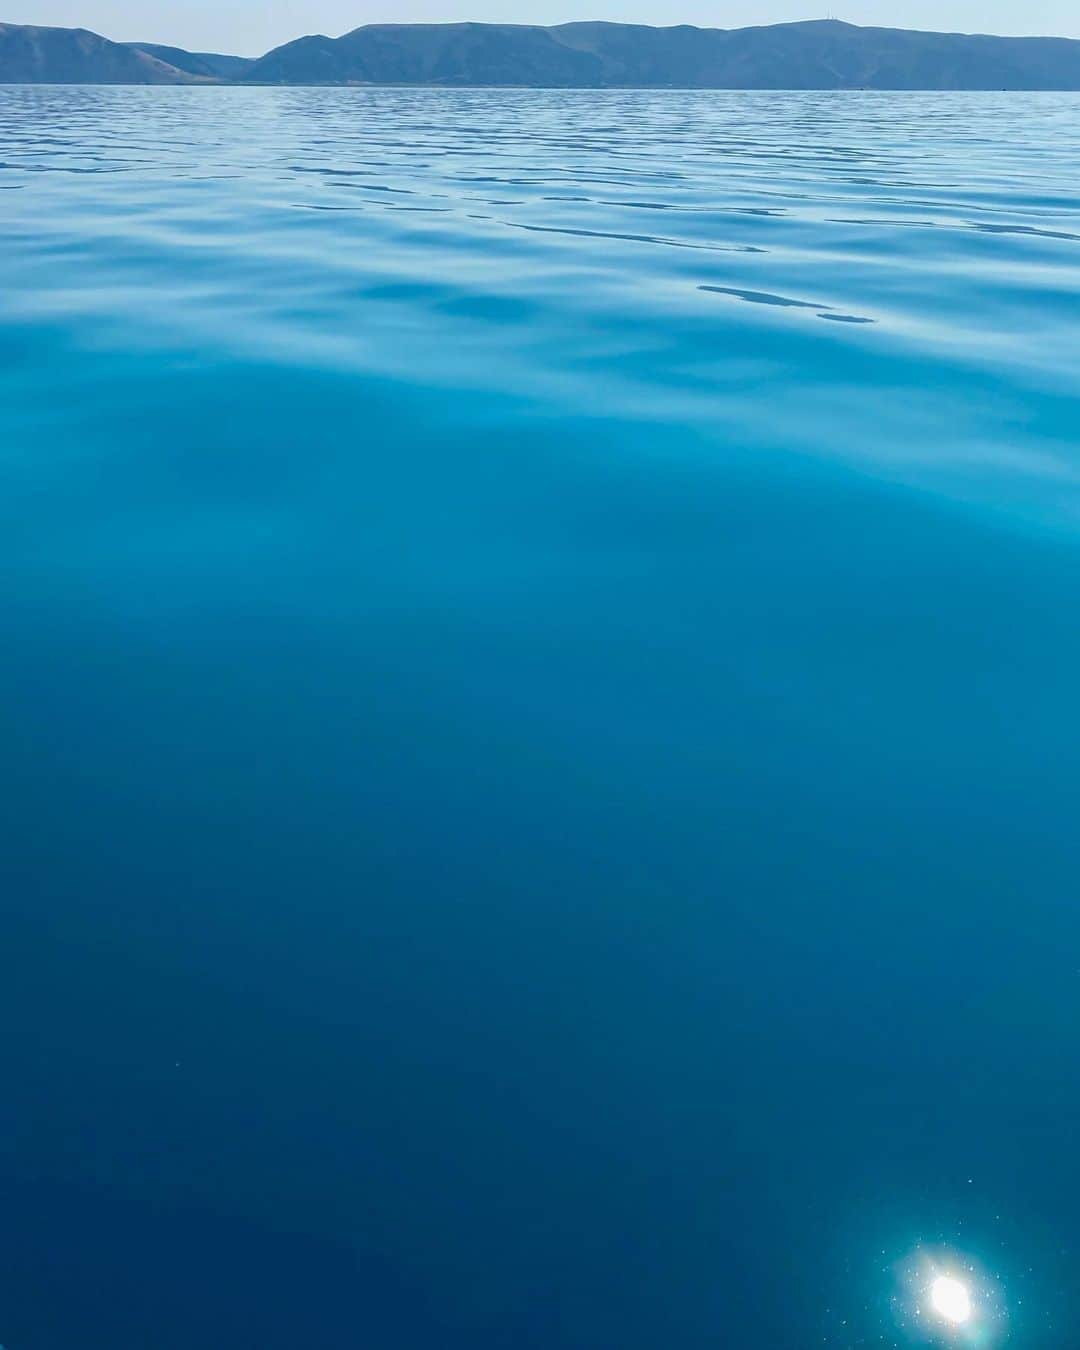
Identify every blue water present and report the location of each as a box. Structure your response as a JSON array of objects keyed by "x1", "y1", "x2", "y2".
[{"x1": 1, "y1": 86, "x2": 1079, "y2": 1349}]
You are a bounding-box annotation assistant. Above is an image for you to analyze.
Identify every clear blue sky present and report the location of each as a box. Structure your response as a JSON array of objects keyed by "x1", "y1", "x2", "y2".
[{"x1": 9, "y1": 1, "x2": 1080, "y2": 56}]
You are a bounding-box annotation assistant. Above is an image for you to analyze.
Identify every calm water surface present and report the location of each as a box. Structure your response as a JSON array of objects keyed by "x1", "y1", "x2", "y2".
[{"x1": 1, "y1": 87, "x2": 1079, "y2": 1350}]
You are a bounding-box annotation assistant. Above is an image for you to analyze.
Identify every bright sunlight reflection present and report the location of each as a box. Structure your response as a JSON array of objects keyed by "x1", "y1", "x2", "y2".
[{"x1": 931, "y1": 1276, "x2": 973, "y2": 1325}]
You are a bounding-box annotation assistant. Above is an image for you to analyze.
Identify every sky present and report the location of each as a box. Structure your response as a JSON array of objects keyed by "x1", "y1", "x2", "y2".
[{"x1": 8, "y1": 1, "x2": 1080, "y2": 57}]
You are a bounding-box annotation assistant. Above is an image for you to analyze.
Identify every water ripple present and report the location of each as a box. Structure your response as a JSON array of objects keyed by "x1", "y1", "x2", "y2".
[{"x1": 0, "y1": 85, "x2": 1078, "y2": 519}]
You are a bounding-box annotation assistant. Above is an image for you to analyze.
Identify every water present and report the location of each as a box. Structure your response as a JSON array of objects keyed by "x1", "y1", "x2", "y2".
[{"x1": 1, "y1": 87, "x2": 1078, "y2": 1350}]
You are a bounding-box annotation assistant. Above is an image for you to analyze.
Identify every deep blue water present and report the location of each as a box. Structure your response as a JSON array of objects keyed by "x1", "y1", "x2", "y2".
[{"x1": 1, "y1": 86, "x2": 1079, "y2": 1350}]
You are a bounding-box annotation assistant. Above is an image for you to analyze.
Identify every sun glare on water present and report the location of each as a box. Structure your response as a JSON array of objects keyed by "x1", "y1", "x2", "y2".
[{"x1": 931, "y1": 1276, "x2": 973, "y2": 1325}]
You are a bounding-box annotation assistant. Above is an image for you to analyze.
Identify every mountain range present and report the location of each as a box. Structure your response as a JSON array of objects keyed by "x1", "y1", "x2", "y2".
[{"x1": 3, "y1": 18, "x2": 1080, "y2": 89}]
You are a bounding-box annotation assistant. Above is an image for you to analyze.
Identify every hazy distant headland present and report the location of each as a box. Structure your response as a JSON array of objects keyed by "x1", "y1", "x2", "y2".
[{"x1": 3, "y1": 17, "x2": 1080, "y2": 89}]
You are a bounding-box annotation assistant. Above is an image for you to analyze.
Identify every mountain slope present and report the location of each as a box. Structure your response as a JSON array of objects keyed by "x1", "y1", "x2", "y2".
[
  {"x1": 125, "y1": 42, "x2": 253, "y2": 80},
  {"x1": 4, "y1": 19, "x2": 1080, "y2": 89},
  {"x1": 243, "y1": 19, "x2": 1080, "y2": 89},
  {"x1": 246, "y1": 23, "x2": 602, "y2": 86},
  {"x1": 0, "y1": 22, "x2": 199, "y2": 83}
]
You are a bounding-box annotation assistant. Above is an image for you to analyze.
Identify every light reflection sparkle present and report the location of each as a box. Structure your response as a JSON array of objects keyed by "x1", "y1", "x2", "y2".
[
  {"x1": 931, "y1": 1275, "x2": 972, "y2": 1325},
  {"x1": 889, "y1": 1245, "x2": 1008, "y2": 1347}
]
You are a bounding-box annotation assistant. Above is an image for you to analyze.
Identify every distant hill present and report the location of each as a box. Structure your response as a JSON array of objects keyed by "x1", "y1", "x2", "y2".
[
  {"x1": 125, "y1": 42, "x2": 253, "y2": 80},
  {"x1": 0, "y1": 22, "x2": 198, "y2": 83},
  {"x1": 3, "y1": 18, "x2": 1080, "y2": 89},
  {"x1": 243, "y1": 20, "x2": 1080, "y2": 89},
  {"x1": 245, "y1": 24, "x2": 600, "y2": 87}
]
